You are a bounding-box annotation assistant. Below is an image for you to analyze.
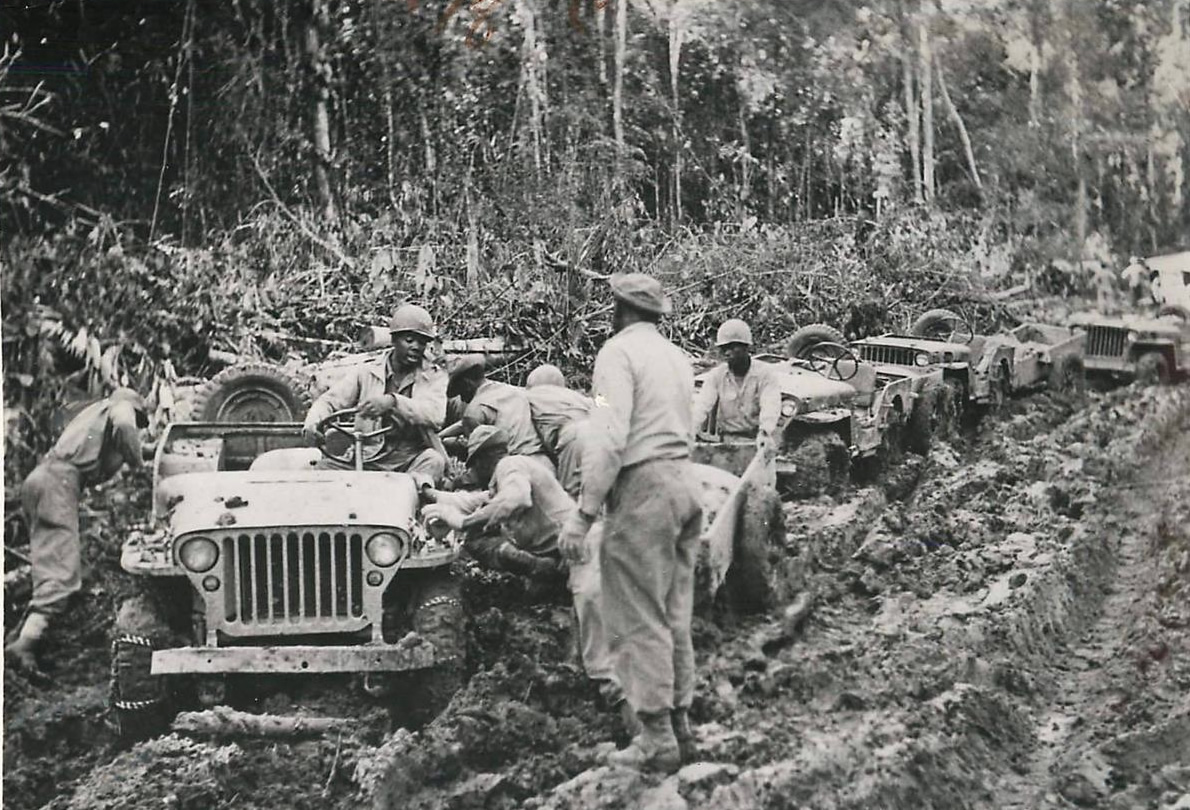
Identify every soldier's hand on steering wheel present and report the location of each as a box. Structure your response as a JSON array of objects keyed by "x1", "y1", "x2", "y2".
[{"x1": 301, "y1": 424, "x2": 323, "y2": 447}]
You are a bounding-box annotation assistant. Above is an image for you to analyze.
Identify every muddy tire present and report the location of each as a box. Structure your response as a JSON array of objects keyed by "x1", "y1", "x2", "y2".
[
  {"x1": 785, "y1": 324, "x2": 847, "y2": 360},
  {"x1": 907, "y1": 383, "x2": 960, "y2": 454},
  {"x1": 910, "y1": 308, "x2": 967, "y2": 341},
  {"x1": 1048, "y1": 355, "x2": 1086, "y2": 395},
  {"x1": 109, "y1": 594, "x2": 177, "y2": 744},
  {"x1": 191, "y1": 363, "x2": 312, "y2": 423},
  {"x1": 1136, "y1": 352, "x2": 1171, "y2": 385},
  {"x1": 402, "y1": 571, "x2": 467, "y2": 729},
  {"x1": 722, "y1": 483, "x2": 782, "y2": 614},
  {"x1": 779, "y1": 431, "x2": 850, "y2": 499}
]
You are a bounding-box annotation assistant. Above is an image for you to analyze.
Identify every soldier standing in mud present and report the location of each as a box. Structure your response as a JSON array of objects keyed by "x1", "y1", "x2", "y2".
[
  {"x1": 524, "y1": 363, "x2": 593, "y2": 498},
  {"x1": 6, "y1": 388, "x2": 149, "y2": 678},
  {"x1": 558, "y1": 273, "x2": 703, "y2": 773},
  {"x1": 691, "y1": 318, "x2": 781, "y2": 456},
  {"x1": 301, "y1": 303, "x2": 449, "y2": 484}
]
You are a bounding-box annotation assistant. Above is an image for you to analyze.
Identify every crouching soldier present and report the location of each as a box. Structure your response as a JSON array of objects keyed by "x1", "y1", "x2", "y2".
[
  {"x1": 423, "y1": 426, "x2": 638, "y2": 738},
  {"x1": 525, "y1": 363, "x2": 593, "y2": 498},
  {"x1": 6, "y1": 388, "x2": 149, "y2": 678}
]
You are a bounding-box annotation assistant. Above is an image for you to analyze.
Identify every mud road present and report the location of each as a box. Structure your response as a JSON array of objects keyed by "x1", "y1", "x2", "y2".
[{"x1": 5, "y1": 383, "x2": 1190, "y2": 810}]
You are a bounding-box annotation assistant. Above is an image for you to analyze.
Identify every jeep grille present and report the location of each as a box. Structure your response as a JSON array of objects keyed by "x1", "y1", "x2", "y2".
[
  {"x1": 1086, "y1": 326, "x2": 1128, "y2": 358},
  {"x1": 857, "y1": 343, "x2": 918, "y2": 367},
  {"x1": 223, "y1": 531, "x2": 365, "y2": 626}
]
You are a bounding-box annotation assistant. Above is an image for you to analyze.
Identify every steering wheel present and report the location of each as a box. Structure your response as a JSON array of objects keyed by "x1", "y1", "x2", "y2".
[
  {"x1": 920, "y1": 314, "x2": 975, "y2": 345},
  {"x1": 796, "y1": 341, "x2": 861, "y2": 382},
  {"x1": 316, "y1": 408, "x2": 397, "y2": 469}
]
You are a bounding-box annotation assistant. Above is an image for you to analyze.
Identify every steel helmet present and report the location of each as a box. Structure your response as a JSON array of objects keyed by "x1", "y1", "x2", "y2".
[
  {"x1": 526, "y1": 364, "x2": 566, "y2": 389},
  {"x1": 715, "y1": 319, "x2": 753, "y2": 347},
  {"x1": 388, "y1": 304, "x2": 437, "y2": 340}
]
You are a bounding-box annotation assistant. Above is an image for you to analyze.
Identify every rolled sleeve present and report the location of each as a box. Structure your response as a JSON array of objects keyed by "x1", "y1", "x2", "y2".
[
  {"x1": 579, "y1": 345, "x2": 634, "y2": 516},
  {"x1": 757, "y1": 369, "x2": 782, "y2": 436}
]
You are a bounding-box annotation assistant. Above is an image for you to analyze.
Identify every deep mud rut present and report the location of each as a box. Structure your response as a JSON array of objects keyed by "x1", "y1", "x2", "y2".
[{"x1": 5, "y1": 383, "x2": 1190, "y2": 810}]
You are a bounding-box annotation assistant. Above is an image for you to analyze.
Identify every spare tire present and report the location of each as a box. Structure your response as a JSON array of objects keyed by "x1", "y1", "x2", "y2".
[
  {"x1": 786, "y1": 323, "x2": 847, "y2": 360},
  {"x1": 191, "y1": 363, "x2": 312, "y2": 423},
  {"x1": 910, "y1": 309, "x2": 966, "y2": 341}
]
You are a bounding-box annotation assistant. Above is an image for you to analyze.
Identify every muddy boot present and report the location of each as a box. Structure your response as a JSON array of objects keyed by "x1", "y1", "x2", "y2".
[
  {"x1": 5, "y1": 612, "x2": 49, "y2": 683},
  {"x1": 671, "y1": 707, "x2": 697, "y2": 764},
  {"x1": 606, "y1": 711, "x2": 681, "y2": 774},
  {"x1": 616, "y1": 699, "x2": 644, "y2": 741},
  {"x1": 495, "y1": 542, "x2": 562, "y2": 578}
]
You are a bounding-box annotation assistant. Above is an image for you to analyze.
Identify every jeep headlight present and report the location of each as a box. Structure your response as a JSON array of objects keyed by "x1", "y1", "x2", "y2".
[
  {"x1": 366, "y1": 531, "x2": 407, "y2": 567},
  {"x1": 1128, "y1": 330, "x2": 1140, "y2": 342},
  {"x1": 780, "y1": 399, "x2": 799, "y2": 417},
  {"x1": 178, "y1": 537, "x2": 219, "y2": 573},
  {"x1": 914, "y1": 352, "x2": 930, "y2": 367}
]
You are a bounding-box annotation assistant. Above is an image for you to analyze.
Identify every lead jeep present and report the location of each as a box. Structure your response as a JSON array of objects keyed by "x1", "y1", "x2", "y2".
[
  {"x1": 1067, "y1": 308, "x2": 1190, "y2": 384},
  {"x1": 110, "y1": 408, "x2": 465, "y2": 742}
]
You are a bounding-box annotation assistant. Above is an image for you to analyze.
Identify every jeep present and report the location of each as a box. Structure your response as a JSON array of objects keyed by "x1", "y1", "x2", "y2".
[
  {"x1": 1067, "y1": 310, "x2": 1190, "y2": 384},
  {"x1": 110, "y1": 408, "x2": 465, "y2": 742}
]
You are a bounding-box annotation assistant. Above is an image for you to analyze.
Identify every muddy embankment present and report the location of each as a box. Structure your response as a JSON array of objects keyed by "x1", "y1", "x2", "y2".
[{"x1": 7, "y1": 383, "x2": 1190, "y2": 810}]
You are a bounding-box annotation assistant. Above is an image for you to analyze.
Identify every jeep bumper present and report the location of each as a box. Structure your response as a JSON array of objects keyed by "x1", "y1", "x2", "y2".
[{"x1": 151, "y1": 642, "x2": 441, "y2": 675}]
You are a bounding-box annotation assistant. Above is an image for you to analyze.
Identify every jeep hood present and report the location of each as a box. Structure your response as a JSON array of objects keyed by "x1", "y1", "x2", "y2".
[
  {"x1": 858, "y1": 336, "x2": 972, "y2": 355},
  {"x1": 159, "y1": 470, "x2": 421, "y2": 534},
  {"x1": 1068, "y1": 312, "x2": 1182, "y2": 335}
]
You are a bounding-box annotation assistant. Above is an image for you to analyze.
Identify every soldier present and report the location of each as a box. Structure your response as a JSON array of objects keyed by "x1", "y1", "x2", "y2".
[
  {"x1": 691, "y1": 318, "x2": 781, "y2": 456},
  {"x1": 559, "y1": 273, "x2": 703, "y2": 772},
  {"x1": 302, "y1": 304, "x2": 448, "y2": 484},
  {"x1": 525, "y1": 364, "x2": 593, "y2": 498},
  {"x1": 424, "y1": 426, "x2": 637, "y2": 737},
  {"x1": 442, "y1": 354, "x2": 553, "y2": 471},
  {"x1": 1121, "y1": 256, "x2": 1151, "y2": 308},
  {"x1": 6, "y1": 388, "x2": 149, "y2": 677}
]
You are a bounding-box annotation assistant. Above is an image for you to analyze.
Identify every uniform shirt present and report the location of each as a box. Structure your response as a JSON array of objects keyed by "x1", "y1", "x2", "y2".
[
  {"x1": 467, "y1": 455, "x2": 576, "y2": 554},
  {"x1": 526, "y1": 385, "x2": 593, "y2": 455},
  {"x1": 462, "y1": 380, "x2": 546, "y2": 457},
  {"x1": 48, "y1": 397, "x2": 143, "y2": 487},
  {"x1": 304, "y1": 351, "x2": 447, "y2": 469},
  {"x1": 581, "y1": 322, "x2": 694, "y2": 516},
  {"x1": 691, "y1": 361, "x2": 782, "y2": 438}
]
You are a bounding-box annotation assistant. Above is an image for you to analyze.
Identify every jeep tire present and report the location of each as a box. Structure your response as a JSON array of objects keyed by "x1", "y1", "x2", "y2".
[
  {"x1": 401, "y1": 571, "x2": 467, "y2": 729},
  {"x1": 910, "y1": 309, "x2": 968, "y2": 342},
  {"x1": 1048, "y1": 355, "x2": 1086, "y2": 395},
  {"x1": 785, "y1": 323, "x2": 847, "y2": 360},
  {"x1": 109, "y1": 594, "x2": 177, "y2": 744},
  {"x1": 722, "y1": 483, "x2": 782, "y2": 614},
  {"x1": 1136, "y1": 352, "x2": 1171, "y2": 385},
  {"x1": 779, "y1": 431, "x2": 850, "y2": 499},
  {"x1": 907, "y1": 382, "x2": 960, "y2": 454},
  {"x1": 191, "y1": 363, "x2": 312, "y2": 423}
]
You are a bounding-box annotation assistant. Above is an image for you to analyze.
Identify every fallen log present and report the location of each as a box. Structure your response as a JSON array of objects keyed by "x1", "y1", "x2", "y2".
[{"x1": 172, "y1": 706, "x2": 353, "y2": 738}]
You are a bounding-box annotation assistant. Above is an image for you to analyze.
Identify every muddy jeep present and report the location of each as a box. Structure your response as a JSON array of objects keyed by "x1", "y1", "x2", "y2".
[
  {"x1": 851, "y1": 309, "x2": 1018, "y2": 417},
  {"x1": 1067, "y1": 309, "x2": 1190, "y2": 384},
  {"x1": 691, "y1": 348, "x2": 859, "y2": 498},
  {"x1": 986, "y1": 322, "x2": 1087, "y2": 394},
  {"x1": 110, "y1": 412, "x2": 466, "y2": 742}
]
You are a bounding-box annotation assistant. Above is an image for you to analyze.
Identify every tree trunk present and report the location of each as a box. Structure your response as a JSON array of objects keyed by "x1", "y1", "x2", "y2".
[
  {"x1": 596, "y1": 0, "x2": 608, "y2": 87},
  {"x1": 1063, "y1": 0, "x2": 1087, "y2": 254},
  {"x1": 613, "y1": 0, "x2": 627, "y2": 171},
  {"x1": 934, "y1": 55, "x2": 982, "y2": 192},
  {"x1": 306, "y1": 0, "x2": 337, "y2": 223},
  {"x1": 669, "y1": 3, "x2": 683, "y2": 226},
  {"x1": 518, "y1": 0, "x2": 544, "y2": 174},
  {"x1": 918, "y1": 12, "x2": 935, "y2": 205},
  {"x1": 899, "y1": 0, "x2": 923, "y2": 204}
]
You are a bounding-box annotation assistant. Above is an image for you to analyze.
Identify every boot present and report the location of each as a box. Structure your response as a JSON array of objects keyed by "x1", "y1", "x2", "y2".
[
  {"x1": 5, "y1": 612, "x2": 48, "y2": 681},
  {"x1": 495, "y1": 542, "x2": 562, "y2": 578},
  {"x1": 671, "y1": 707, "x2": 697, "y2": 764},
  {"x1": 606, "y1": 711, "x2": 681, "y2": 773},
  {"x1": 616, "y1": 699, "x2": 644, "y2": 740}
]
